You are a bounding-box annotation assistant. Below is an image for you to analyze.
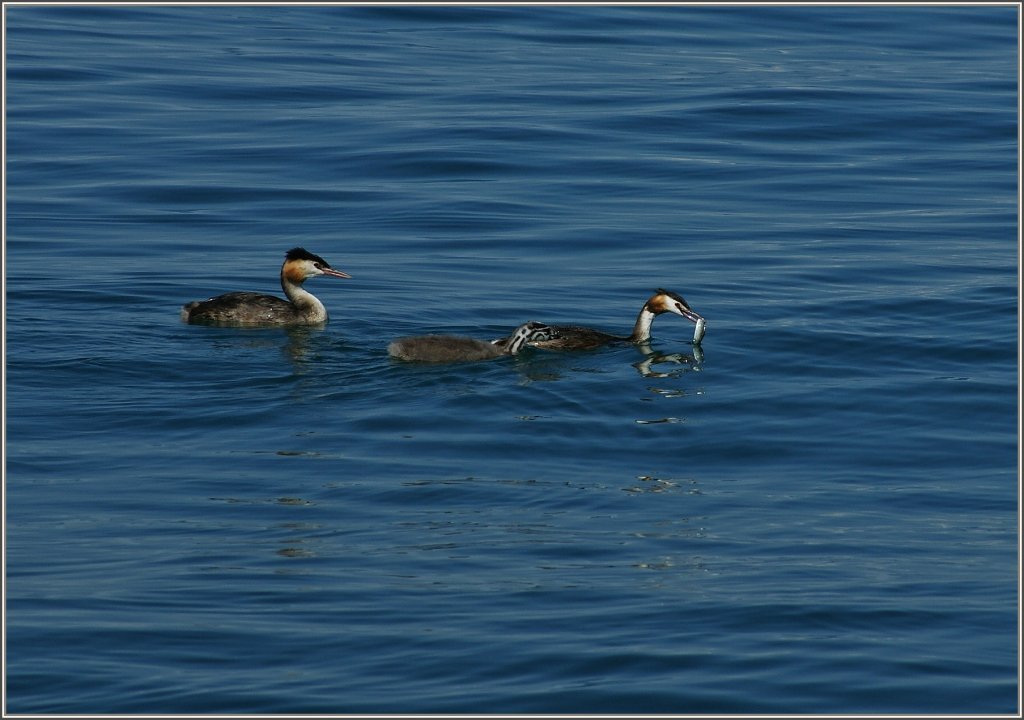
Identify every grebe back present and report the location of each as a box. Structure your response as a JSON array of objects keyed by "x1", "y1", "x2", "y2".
[
  {"x1": 389, "y1": 321, "x2": 556, "y2": 363},
  {"x1": 181, "y1": 247, "x2": 350, "y2": 326}
]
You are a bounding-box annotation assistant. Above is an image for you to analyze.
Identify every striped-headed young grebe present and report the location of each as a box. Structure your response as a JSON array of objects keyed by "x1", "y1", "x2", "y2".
[
  {"x1": 388, "y1": 321, "x2": 556, "y2": 363},
  {"x1": 181, "y1": 247, "x2": 351, "y2": 326},
  {"x1": 496, "y1": 289, "x2": 704, "y2": 351}
]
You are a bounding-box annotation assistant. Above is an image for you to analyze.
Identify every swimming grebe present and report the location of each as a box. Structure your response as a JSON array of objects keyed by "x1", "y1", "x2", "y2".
[
  {"x1": 495, "y1": 289, "x2": 703, "y2": 351},
  {"x1": 388, "y1": 321, "x2": 556, "y2": 363},
  {"x1": 181, "y1": 247, "x2": 351, "y2": 326}
]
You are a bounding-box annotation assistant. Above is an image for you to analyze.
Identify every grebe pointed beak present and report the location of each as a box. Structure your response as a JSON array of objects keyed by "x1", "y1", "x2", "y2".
[
  {"x1": 664, "y1": 303, "x2": 701, "y2": 324},
  {"x1": 679, "y1": 307, "x2": 702, "y2": 324},
  {"x1": 322, "y1": 267, "x2": 351, "y2": 279}
]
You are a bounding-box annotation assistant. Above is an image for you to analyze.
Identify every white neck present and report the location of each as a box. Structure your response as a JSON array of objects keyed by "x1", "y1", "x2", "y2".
[
  {"x1": 281, "y1": 273, "x2": 328, "y2": 323},
  {"x1": 629, "y1": 306, "x2": 656, "y2": 343}
]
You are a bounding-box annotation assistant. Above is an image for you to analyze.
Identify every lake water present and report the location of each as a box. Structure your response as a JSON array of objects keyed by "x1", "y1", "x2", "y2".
[{"x1": 4, "y1": 4, "x2": 1019, "y2": 714}]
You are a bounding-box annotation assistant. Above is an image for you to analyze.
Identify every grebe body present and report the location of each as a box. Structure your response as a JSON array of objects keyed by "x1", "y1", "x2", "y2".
[
  {"x1": 181, "y1": 248, "x2": 350, "y2": 326},
  {"x1": 497, "y1": 289, "x2": 703, "y2": 351},
  {"x1": 389, "y1": 321, "x2": 555, "y2": 363}
]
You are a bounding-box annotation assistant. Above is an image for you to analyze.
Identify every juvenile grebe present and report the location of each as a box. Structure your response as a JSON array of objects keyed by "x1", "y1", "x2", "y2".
[
  {"x1": 496, "y1": 289, "x2": 703, "y2": 351},
  {"x1": 388, "y1": 321, "x2": 556, "y2": 363},
  {"x1": 181, "y1": 248, "x2": 350, "y2": 326}
]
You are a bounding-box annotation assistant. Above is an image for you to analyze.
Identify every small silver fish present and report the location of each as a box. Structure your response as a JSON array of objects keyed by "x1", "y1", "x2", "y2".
[{"x1": 692, "y1": 318, "x2": 706, "y2": 346}]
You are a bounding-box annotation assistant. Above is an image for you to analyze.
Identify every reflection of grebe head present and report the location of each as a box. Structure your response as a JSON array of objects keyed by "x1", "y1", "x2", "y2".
[
  {"x1": 646, "y1": 289, "x2": 702, "y2": 324},
  {"x1": 505, "y1": 321, "x2": 557, "y2": 354},
  {"x1": 281, "y1": 247, "x2": 352, "y2": 284}
]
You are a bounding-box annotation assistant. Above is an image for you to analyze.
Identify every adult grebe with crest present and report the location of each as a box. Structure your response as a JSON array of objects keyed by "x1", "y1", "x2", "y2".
[
  {"x1": 181, "y1": 247, "x2": 351, "y2": 326},
  {"x1": 495, "y1": 289, "x2": 704, "y2": 350}
]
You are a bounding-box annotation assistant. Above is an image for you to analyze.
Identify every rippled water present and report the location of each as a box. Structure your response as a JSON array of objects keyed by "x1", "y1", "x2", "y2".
[{"x1": 5, "y1": 5, "x2": 1019, "y2": 714}]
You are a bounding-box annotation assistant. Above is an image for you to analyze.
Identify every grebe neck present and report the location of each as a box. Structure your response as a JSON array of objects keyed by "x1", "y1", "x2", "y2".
[
  {"x1": 281, "y1": 272, "x2": 328, "y2": 323},
  {"x1": 628, "y1": 305, "x2": 656, "y2": 343}
]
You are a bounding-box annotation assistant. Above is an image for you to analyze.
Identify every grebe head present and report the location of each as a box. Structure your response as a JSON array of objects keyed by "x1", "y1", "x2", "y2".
[
  {"x1": 647, "y1": 289, "x2": 702, "y2": 324},
  {"x1": 282, "y1": 247, "x2": 351, "y2": 284},
  {"x1": 506, "y1": 321, "x2": 557, "y2": 353}
]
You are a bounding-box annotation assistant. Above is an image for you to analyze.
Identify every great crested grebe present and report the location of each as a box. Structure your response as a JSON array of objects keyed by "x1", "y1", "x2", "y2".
[
  {"x1": 181, "y1": 247, "x2": 351, "y2": 326},
  {"x1": 388, "y1": 321, "x2": 556, "y2": 363},
  {"x1": 496, "y1": 289, "x2": 704, "y2": 351}
]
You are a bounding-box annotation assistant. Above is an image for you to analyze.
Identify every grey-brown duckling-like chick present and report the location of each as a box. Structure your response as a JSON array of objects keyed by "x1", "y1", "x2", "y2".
[
  {"x1": 388, "y1": 321, "x2": 556, "y2": 363},
  {"x1": 181, "y1": 247, "x2": 351, "y2": 326},
  {"x1": 495, "y1": 289, "x2": 703, "y2": 351}
]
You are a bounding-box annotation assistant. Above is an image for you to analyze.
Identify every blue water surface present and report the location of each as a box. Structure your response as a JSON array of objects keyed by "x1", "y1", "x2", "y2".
[{"x1": 4, "y1": 4, "x2": 1019, "y2": 714}]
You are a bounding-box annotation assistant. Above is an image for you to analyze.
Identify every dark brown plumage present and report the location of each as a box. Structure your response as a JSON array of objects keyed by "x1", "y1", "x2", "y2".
[
  {"x1": 389, "y1": 321, "x2": 555, "y2": 363},
  {"x1": 181, "y1": 248, "x2": 350, "y2": 326}
]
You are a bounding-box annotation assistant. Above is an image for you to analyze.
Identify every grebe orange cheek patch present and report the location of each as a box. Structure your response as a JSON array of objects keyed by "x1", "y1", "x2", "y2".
[{"x1": 283, "y1": 263, "x2": 307, "y2": 284}]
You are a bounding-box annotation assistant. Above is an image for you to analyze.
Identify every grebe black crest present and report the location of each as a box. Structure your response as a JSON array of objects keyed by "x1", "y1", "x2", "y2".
[
  {"x1": 181, "y1": 247, "x2": 351, "y2": 326},
  {"x1": 388, "y1": 321, "x2": 556, "y2": 363},
  {"x1": 496, "y1": 289, "x2": 703, "y2": 351}
]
